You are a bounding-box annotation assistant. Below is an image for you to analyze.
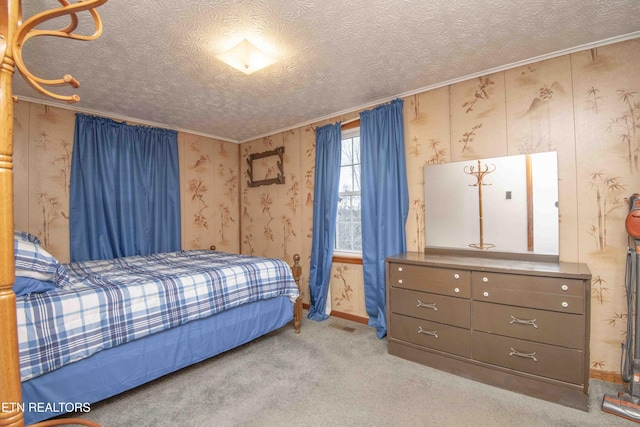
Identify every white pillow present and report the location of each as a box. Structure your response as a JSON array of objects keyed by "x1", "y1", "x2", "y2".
[{"x1": 14, "y1": 239, "x2": 71, "y2": 287}]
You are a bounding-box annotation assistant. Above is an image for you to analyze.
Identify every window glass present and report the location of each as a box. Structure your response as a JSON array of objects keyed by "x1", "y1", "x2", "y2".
[{"x1": 335, "y1": 129, "x2": 361, "y2": 253}]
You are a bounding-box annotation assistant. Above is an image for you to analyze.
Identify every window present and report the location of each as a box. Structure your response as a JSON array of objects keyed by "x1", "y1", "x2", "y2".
[{"x1": 335, "y1": 128, "x2": 361, "y2": 253}]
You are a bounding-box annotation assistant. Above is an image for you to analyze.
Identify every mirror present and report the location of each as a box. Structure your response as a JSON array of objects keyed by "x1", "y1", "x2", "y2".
[{"x1": 423, "y1": 151, "x2": 559, "y2": 256}]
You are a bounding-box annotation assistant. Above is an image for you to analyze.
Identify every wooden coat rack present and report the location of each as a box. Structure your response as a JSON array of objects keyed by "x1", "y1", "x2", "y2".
[
  {"x1": 464, "y1": 159, "x2": 496, "y2": 250},
  {"x1": 0, "y1": 1, "x2": 107, "y2": 426}
]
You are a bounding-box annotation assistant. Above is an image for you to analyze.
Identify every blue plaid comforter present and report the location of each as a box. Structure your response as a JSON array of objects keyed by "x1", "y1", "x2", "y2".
[{"x1": 16, "y1": 250, "x2": 299, "y2": 381}]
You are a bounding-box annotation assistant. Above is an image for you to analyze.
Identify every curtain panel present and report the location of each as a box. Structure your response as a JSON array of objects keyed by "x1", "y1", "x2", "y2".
[
  {"x1": 360, "y1": 99, "x2": 409, "y2": 338},
  {"x1": 308, "y1": 122, "x2": 342, "y2": 321},
  {"x1": 70, "y1": 114, "x2": 181, "y2": 262}
]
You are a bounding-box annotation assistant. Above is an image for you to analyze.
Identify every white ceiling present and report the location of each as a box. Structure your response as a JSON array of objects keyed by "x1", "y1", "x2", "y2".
[{"x1": 14, "y1": 0, "x2": 640, "y2": 143}]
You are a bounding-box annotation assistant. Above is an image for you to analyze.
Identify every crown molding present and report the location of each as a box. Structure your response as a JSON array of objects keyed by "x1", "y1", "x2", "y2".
[
  {"x1": 15, "y1": 31, "x2": 640, "y2": 145},
  {"x1": 240, "y1": 31, "x2": 640, "y2": 143},
  {"x1": 14, "y1": 95, "x2": 240, "y2": 144}
]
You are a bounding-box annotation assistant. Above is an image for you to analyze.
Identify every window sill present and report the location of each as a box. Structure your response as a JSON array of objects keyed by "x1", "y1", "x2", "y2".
[{"x1": 332, "y1": 252, "x2": 362, "y2": 265}]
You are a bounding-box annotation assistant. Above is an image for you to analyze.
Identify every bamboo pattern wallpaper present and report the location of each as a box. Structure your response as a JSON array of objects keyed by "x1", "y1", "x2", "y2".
[
  {"x1": 572, "y1": 40, "x2": 639, "y2": 372},
  {"x1": 450, "y1": 73, "x2": 508, "y2": 161},
  {"x1": 12, "y1": 100, "x2": 29, "y2": 235},
  {"x1": 10, "y1": 37, "x2": 640, "y2": 379},
  {"x1": 179, "y1": 133, "x2": 239, "y2": 253},
  {"x1": 14, "y1": 104, "x2": 75, "y2": 262}
]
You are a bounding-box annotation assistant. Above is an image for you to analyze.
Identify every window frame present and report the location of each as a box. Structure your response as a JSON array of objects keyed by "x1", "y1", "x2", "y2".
[{"x1": 333, "y1": 125, "x2": 362, "y2": 263}]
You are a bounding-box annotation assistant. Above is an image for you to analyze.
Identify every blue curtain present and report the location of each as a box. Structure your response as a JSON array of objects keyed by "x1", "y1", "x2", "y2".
[
  {"x1": 360, "y1": 99, "x2": 409, "y2": 338},
  {"x1": 308, "y1": 122, "x2": 342, "y2": 321},
  {"x1": 70, "y1": 114, "x2": 181, "y2": 261}
]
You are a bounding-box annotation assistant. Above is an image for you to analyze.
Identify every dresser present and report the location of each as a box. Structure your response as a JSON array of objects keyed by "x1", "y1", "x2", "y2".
[{"x1": 386, "y1": 250, "x2": 591, "y2": 411}]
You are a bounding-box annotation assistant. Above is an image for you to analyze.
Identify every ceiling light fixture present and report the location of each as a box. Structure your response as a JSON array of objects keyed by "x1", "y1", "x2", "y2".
[{"x1": 215, "y1": 38, "x2": 276, "y2": 75}]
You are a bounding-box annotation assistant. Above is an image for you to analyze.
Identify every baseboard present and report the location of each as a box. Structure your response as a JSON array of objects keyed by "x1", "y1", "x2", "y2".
[
  {"x1": 590, "y1": 369, "x2": 623, "y2": 384},
  {"x1": 329, "y1": 310, "x2": 368, "y2": 325},
  {"x1": 302, "y1": 303, "x2": 369, "y2": 325}
]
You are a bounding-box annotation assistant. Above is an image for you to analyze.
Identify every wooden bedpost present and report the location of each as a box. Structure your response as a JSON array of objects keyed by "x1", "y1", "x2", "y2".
[
  {"x1": 291, "y1": 254, "x2": 302, "y2": 333},
  {"x1": 0, "y1": 2, "x2": 107, "y2": 426}
]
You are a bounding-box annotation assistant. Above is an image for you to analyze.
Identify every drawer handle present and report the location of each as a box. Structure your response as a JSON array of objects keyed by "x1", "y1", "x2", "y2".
[
  {"x1": 561, "y1": 284, "x2": 568, "y2": 291},
  {"x1": 454, "y1": 287, "x2": 460, "y2": 293},
  {"x1": 398, "y1": 267, "x2": 403, "y2": 272},
  {"x1": 417, "y1": 300, "x2": 438, "y2": 311},
  {"x1": 561, "y1": 302, "x2": 568, "y2": 308},
  {"x1": 454, "y1": 273, "x2": 460, "y2": 279},
  {"x1": 509, "y1": 347, "x2": 538, "y2": 362},
  {"x1": 483, "y1": 291, "x2": 489, "y2": 297},
  {"x1": 398, "y1": 279, "x2": 403, "y2": 284},
  {"x1": 509, "y1": 315, "x2": 538, "y2": 329},
  {"x1": 482, "y1": 277, "x2": 489, "y2": 283},
  {"x1": 417, "y1": 326, "x2": 438, "y2": 338}
]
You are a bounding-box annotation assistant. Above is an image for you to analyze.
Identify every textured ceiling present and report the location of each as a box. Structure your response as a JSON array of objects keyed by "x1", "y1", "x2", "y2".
[{"x1": 13, "y1": 0, "x2": 640, "y2": 143}]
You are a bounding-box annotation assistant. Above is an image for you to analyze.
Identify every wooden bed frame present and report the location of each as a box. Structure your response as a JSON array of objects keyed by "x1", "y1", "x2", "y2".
[
  {"x1": 291, "y1": 254, "x2": 303, "y2": 333},
  {"x1": 0, "y1": 2, "x2": 302, "y2": 426}
]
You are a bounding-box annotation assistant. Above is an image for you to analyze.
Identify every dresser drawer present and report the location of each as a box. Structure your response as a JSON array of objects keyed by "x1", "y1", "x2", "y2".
[
  {"x1": 471, "y1": 271, "x2": 584, "y2": 296},
  {"x1": 472, "y1": 301, "x2": 583, "y2": 349},
  {"x1": 471, "y1": 272, "x2": 584, "y2": 314},
  {"x1": 390, "y1": 313, "x2": 471, "y2": 358},
  {"x1": 390, "y1": 287, "x2": 470, "y2": 328},
  {"x1": 388, "y1": 263, "x2": 470, "y2": 298},
  {"x1": 472, "y1": 332, "x2": 584, "y2": 385}
]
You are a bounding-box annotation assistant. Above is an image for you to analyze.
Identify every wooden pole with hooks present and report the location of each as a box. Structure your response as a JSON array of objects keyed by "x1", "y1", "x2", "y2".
[
  {"x1": 0, "y1": 2, "x2": 22, "y2": 425},
  {"x1": 464, "y1": 160, "x2": 496, "y2": 250},
  {"x1": 0, "y1": 1, "x2": 107, "y2": 426}
]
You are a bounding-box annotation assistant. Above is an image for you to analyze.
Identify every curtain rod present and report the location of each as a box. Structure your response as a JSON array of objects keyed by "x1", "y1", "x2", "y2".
[
  {"x1": 341, "y1": 117, "x2": 360, "y2": 126},
  {"x1": 313, "y1": 116, "x2": 360, "y2": 133}
]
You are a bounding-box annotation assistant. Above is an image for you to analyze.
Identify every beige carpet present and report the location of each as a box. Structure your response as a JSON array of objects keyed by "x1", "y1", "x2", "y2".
[{"x1": 55, "y1": 311, "x2": 634, "y2": 426}]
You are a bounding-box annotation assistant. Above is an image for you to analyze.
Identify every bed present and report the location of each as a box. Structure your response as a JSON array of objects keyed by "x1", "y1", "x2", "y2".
[{"x1": 11, "y1": 234, "x2": 301, "y2": 425}]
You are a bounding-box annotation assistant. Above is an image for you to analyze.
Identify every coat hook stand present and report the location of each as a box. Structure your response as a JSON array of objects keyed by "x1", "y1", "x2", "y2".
[{"x1": 464, "y1": 159, "x2": 496, "y2": 250}]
